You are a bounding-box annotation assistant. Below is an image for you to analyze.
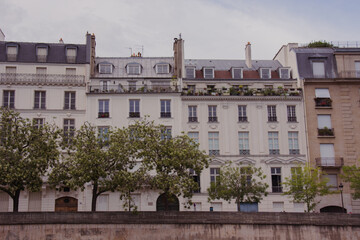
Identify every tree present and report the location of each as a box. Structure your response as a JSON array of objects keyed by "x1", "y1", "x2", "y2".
[
  {"x1": 282, "y1": 164, "x2": 332, "y2": 212},
  {"x1": 132, "y1": 119, "x2": 210, "y2": 210},
  {"x1": 49, "y1": 122, "x2": 142, "y2": 212},
  {"x1": 207, "y1": 163, "x2": 268, "y2": 211},
  {"x1": 0, "y1": 108, "x2": 60, "y2": 212},
  {"x1": 307, "y1": 41, "x2": 334, "y2": 48},
  {"x1": 342, "y1": 163, "x2": 360, "y2": 199}
]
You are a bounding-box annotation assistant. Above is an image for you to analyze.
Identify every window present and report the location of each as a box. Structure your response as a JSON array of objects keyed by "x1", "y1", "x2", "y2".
[
  {"x1": 3, "y1": 90, "x2": 14, "y2": 109},
  {"x1": 315, "y1": 88, "x2": 331, "y2": 107},
  {"x1": 208, "y1": 132, "x2": 219, "y2": 156},
  {"x1": 203, "y1": 68, "x2": 214, "y2": 79},
  {"x1": 238, "y1": 105, "x2": 247, "y2": 122},
  {"x1": 100, "y1": 81, "x2": 109, "y2": 92},
  {"x1": 36, "y1": 47, "x2": 48, "y2": 62},
  {"x1": 317, "y1": 115, "x2": 334, "y2": 136},
  {"x1": 260, "y1": 68, "x2": 271, "y2": 79},
  {"x1": 186, "y1": 67, "x2": 195, "y2": 79},
  {"x1": 315, "y1": 88, "x2": 330, "y2": 98},
  {"x1": 5, "y1": 66, "x2": 16, "y2": 74},
  {"x1": 268, "y1": 132, "x2": 279, "y2": 155},
  {"x1": 312, "y1": 62, "x2": 325, "y2": 78},
  {"x1": 210, "y1": 168, "x2": 220, "y2": 184},
  {"x1": 98, "y1": 100, "x2": 109, "y2": 118},
  {"x1": 28, "y1": 192, "x2": 42, "y2": 211},
  {"x1": 238, "y1": 132, "x2": 250, "y2": 155},
  {"x1": 129, "y1": 99, "x2": 140, "y2": 118},
  {"x1": 320, "y1": 144, "x2": 335, "y2": 166},
  {"x1": 267, "y1": 105, "x2": 277, "y2": 122},
  {"x1": 128, "y1": 81, "x2": 137, "y2": 92},
  {"x1": 36, "y1": 67, "x2": 47, "y2": 82},
  {"x1": 98, "y1": 126, "x2": 109, "y2": 142},
  {"x1": 156, "y1": 64, "x2": 169, "y2": 74},
  {"x1": 288, "y1": 132, "x2": 299, "y2": 155},
  {"x1": 279, "y1": 68, "x2": 290, "y2": 79},
  {"x1": 271, "y1": 167, "x2": 282, "y2": 193},
  {"x1": 190, "y1": 169, "x2": 201, "y2": 193},
  {"x1": 241, "y1": 167, "x2": 252, "y2": 186},
  {"x1": 127, "y1": 64, "x2": 141, "y2": 75},
  {"x1": 356, "y1": 62, "x2": 360, "y2": 78},
  {"x1": 232, "y1": 68, "x2": 243, "y2": 79},
  {"x1": 64, "y1": 91, "x2": 76, "y2": 110},
  {"x1": 161, "y1": 127, "x2": 172, "y2": 140},
  {"x1": 324, "y1": 174, "x2": 338, "y2": 191},
  {"x1": 99, "y1": 64, "x2": 112, "y2": 74},
  {"x1": 160, "y1": 100, "x2": 171, "y2": 118},
  {"x1": 34, "y1": 91, "x2": 46, "y2": 109},
  {"x1": 33, "y1": 118, "x2": 44, "y2": 129},
  {"x1": 291, "y1": 167, "x2": 301, "y2": 185},
  {"x1": 63, "y1": 119, "x2": 75, "y2": 144},
  {"x1": 287, "y1": 105, "x2": 296, "y2": 122},
  {"x1": 188, "y1": 132, "x2": 199, "y2": 144},
  {"x1": 7, "y1": 46, "x2": 17, "y2": 61},
  {"x1": 208, "y1": 106, "x2": 217, "y2": 122},
  {"x1": 66, "y1": 68, "x2": 76, "y2": 77},
  {"x1": 188, "y1": 106, "x2": 198, "y2": 122},
  {"x1": 66, "y1": 48, "x2": 77, "y2": 63}
]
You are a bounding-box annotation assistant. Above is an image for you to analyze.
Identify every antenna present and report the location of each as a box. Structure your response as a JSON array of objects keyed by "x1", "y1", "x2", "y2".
[{"x1": 126, "y1": 47, "x2": 133, "y2": 56}]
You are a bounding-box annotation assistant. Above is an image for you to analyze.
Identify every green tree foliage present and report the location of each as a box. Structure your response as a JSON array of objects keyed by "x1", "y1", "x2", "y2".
[
  {"x1": 282, "y1": 164, "x2": 332, "y2": 212},
  {"x1": 132, "y1": 119, "x2": 210, "y2": 210},
  {"x1": 207, "y1": 163, "x2": 268, "y2": 211},
  {"x1": 0, "y1": 108, "x2": 60, "y2": 212},
  {"x1": 342, "y1": 163, "x2": 360, "y2": 199},
  {"x1": 307, "y1": 41, "x2": 334, "y2": 48},
  {"x1": 49, "y1": 122, "x2": 142, "y2": 212}
]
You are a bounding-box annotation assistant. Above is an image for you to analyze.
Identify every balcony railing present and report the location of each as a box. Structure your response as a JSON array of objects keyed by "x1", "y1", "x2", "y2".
[
  {"x1": 315, "y1": 157, "x2": 344, "y2": 167},
  {"x1": 160, "y1": 112, "x2": 171, "y2": 118},
  {"x1": 0, "y1": 73, "x2": 85, "y2": 85},
  {"x1": 98, "y1": 112, "x2": 109, "y2": 118},
  {"x1": 318, "y1": 128, "x2": 335, "y2": 137},
  {"x1": 289, "y1": 149, "x2": 300, "y2": 155},
  {"x1": 288, "y1": 116, "x2": 297, "y2": 122},
  {"x1": 208, "y1": 117, "x2": 218, "y2": 122},
  {"x1": 272, "y1": 186, "x2": 283, "y2": 193},
  {"x1": 269, "y1": 149, "x2": 280, "y2": 155},
  {"x1": 268, "y1": 116, "x2": 277, "y2": 122},
  {"x1": 315, "y1": 98, "x2": 332, "y2": 107},
  {"x1": 129, "y1": 112, "x2": 140, "y2": 118},
  {"x1": 338, "y1": 71, "x2": 360, "y2": 78},
  {"x1": 209, "y1": 150, "x2": 220, "y2": 156},
  {"x1": 88, "y1": 84, "x2": 180, "y2": 94},
  {"x1": 238, "y1": 116, "x2": 248, "y2": 122},
  {"x1": 239, "y1": 149, "x2": 250, "y2": 155},
  {"x1": 188, "y1": 117, "x2": 198, "y2": 122}
]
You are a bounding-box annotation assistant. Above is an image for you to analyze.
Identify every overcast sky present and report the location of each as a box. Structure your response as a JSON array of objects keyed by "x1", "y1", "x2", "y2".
[{"x1": 1, "y1": 0, "x2": 359, "y2": 60}]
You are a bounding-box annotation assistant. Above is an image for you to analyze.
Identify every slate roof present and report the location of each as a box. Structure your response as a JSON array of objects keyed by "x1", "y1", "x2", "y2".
[
  {"x1": 94, "y1": 57, "x2": 174, "y2": 78},
  {"x1": 0, "y1": 41, "x2": 89, "y2": 64},
  {"x1": 185, "y1": 59, "x2": 283, "y2": 70}
]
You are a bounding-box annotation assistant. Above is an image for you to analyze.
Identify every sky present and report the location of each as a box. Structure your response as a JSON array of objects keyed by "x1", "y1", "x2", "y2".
[{"x1": 1, "y1": 0, "x2": 360, "y2": 60}]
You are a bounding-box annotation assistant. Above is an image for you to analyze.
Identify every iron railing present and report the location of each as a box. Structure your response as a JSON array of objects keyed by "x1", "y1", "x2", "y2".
[
  {"x1": 88, "y1": 84, "x2": 180, "y2": 94},
  {"x1": 208, "y1": 117, "x2": 218, "y2": 122},
  {"x1": 315, "y1": 157, "x2": 344, "y2": 167},
  {"x1": 318, "y1": 128, "x2": 335, "y2": 137},
  {"x1": 209, "y1": 150, "x2": 220, "y2": 156},
  {"x1": 269, "y1": 149, "x2": 280, "y2": 155},
  {"x1": 238, "y1": 116, "x2": 248, "y2": 122},
  {"x1": 188, "y1": 117, "x2": 198, "y2": 122},
  {"x1": 0, "y1": 73, "x2": 85, "y2": 85},
  {"x1": 338, "y1": 71, "x2": 360, "y2": 78},
  {"x1": 239, "y1": 149, "x2": 250, "y2": 155},
  {"x1": 289, "y1": 149, "x2": 300, "y2": 155},
  {"x1": 315, "y1": 98, "x2": 332, "y2": 107}
]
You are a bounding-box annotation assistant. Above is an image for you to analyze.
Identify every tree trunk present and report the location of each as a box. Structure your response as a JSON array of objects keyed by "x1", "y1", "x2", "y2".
[
  {"x1": 12, "y1": 189, "x2": 21, "y2": 212},
  {"x1": 128, "y1": 190, "x2": 131, "y2": 212},
  {"x1": 91, "y1": 183, "x2": 98, "y2": 212}
]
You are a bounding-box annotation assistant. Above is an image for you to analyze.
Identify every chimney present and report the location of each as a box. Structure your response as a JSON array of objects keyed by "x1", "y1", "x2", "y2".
[
  {"x1": 173, "y1": 35, "x2": 185, "y2": 79},
  {"x1": 0, "y1": 28, "x2": 5, "y2": 41},
  {"x1": 86, "y1": 32, "x2": 96, "y2": 77},
  {"x1": 59, "y1": 38, "x2": 64, "y2": 44},
  {"x1": 245, "y1": 42, "x2": 252, "y2": 68}
]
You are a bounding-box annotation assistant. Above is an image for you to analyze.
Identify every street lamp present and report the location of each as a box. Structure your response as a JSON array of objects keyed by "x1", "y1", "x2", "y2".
[{"x1": 339, "y1": 182, "x2": 345, "y2": 213}]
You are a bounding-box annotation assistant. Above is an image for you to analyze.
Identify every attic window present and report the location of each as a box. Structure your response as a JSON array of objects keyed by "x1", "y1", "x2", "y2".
[
  {"x1": 312, "y1": 62, "x2": 325, "y2": 78},
  {"x1": 66, "y1": 48, "x2": 77, "y2": 63},
  {"x1": 260, "y1": 68, "x2": 271, "y2": 79},
  {"x1": 127, "y1": 64, "x2": 141, "y2": 75},
  {"x1": 156, "y1": 64, "x2": 169, "y2": 74},
  {"x1": 204, "y1": 68, "x2": 214, "y2": 79},
  {"x1": 7, "y1": 46, "x2": 18, "y2": 61},
  {"x1": 99, "y1": 64, "x2": 113, "y2": 74},
  {"x1": 279, "y1": 68, "x2": 290, "y2": 79},
  {"x1": 37, "y1": 47, "x2": 48, "y2": 63},
  {"x1": 186, "y1": 67, "x2": 195, "y2": 79},
  {"x1": 232, "y1": 68, "x2": 243, "y2": 79}
]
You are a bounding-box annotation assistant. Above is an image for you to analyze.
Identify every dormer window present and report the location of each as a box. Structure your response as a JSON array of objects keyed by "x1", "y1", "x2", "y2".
[
  {"x1": 6, "y1": 46, "x2": 18, "y2": 61},
  {"x1": 36, "y1": 47, "x2": 48, "y2": 63},
  {"x1": 204, "y1": 68, "x2": 214, "y2": 79},
  {"x1": 260, "y1": 68, "x2": 271, "y2": 79},
  {"x1": 279, "y1": 68, "x2": 290, "y2": 79},
  {"x1": 127, "y1": 63, "x2": 141, "y2": 75},
  {"x1": 156, "y1": 64, "x2": 169, "y2": 74},
  {"x1": 232, "y1": 68, "x2": 243, "y2": 79},
  {"x1": 186, "y1": 67, "x2": 195, "y2": 79},
  {"x1": 99, "y1": 64, "x2": 113, "y2": 74},
  {"x1": 66, "y1": 48, "x2": 77, "y2": 63},
  {"x1": 312, "y1": 61, "x2": 325, "y2": 78}
]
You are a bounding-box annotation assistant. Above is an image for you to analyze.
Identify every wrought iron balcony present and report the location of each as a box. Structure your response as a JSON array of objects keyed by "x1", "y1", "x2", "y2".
[
  {"x1": 269, "y1": 149, "x2": 280, "y2": 155},
  {"x1": 208, "y1": 117, "x2": 218, "y2": 122},
  {"x1": 338, "y1": 71, "x2": 360, "y2": 78},
  {"x1": 289, "y1": 149, "x2": 300, "y2": 155},
  {"x1": 239, "y1": 149, "x2": 250, "y2": 155},
  {"x1": 238, "y1": 116, "x2": 248, "y2": 122},
  {"x1": 318, "y1": 128, "x2": 335, "y2": 137},
  {"x1": 272, "y1": 186, "x2": 283, "y2": 193},
  {"x1": 315, "y1": 157, "x2": 344, "y2": 168},
  {"x1": 209, "y1": 150, "x2": 220, "y2": 156},
  {"x1": 188, "y1": 117, "x2": 198, "y2": 122},
  {"x1": 288, "y1": 116, "x2": 297, "y2": 122},
  {"x1": 98, "y1": 112, "x2": 110, "y2": 118},
  {"x1": 160, "y1": 112, "x2": 171, "y2": 118},
  {"x1": 129, "y1": 112, "x2": 140, "y2": 118},
  {"x1": 315, "y1": 98, "x2": 332, "y2": 107},
  {"x1": 0, "y1": 73, "x2": 85, "y2": 86},
  {"x1": 88, "y1": 84, "x2": 180, "y2": 94},
  {"x1": 268, "y1": 116, "x2": 277, "y2": 122}
]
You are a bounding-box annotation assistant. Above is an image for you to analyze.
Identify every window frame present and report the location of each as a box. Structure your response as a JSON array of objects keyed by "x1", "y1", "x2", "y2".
[
  {"x1": 271, "y1": 167, "x2": 282, "y2": 193},
  {"x1": 267, "y1": 105, "x2": 277, "y2": 122},
  {"x1": 63, "y1": 119, "x2": 75, "y2": 144},
  {"x1": 188, "y1": 105, "x2": 198, "y2": 122},
  {"x1": 98, "y1": 99, "x2": 110, "y2": 118},
  {"x1": 64, "y1": 91, "x2": 76, "y2": 110},
  {"x1": 268, "y1": 131, "x2": 279, "y2": 155},
  {"x1": 129, "y1": 99, "x2": 140, "y2": 118},
  {"x1": 160, "y1": 100, "x2": 171, "y2": 118},
  {"x1": 3, "y1": 90, "x2": 15, "y2": 109},
  {"x1": 156, "y1": 64, "x2": 170, "y2": 74},
  {"x1": 99, "y1": 64, "x2": 113, "y2": 74},
  {"x1": 238, "y1": 132, "x2": 250, "y2": 155},
  {"x1": 127, "y1": 64, "x2": 141, "y2": 75},
  {"x1": 238, "y1": 105, "x2": 247, "y2": 122},
  {"x1": 203, "y1": 68, "x2": 214, "y2": 79},
  {"x1": 34, "y1": 91, "x2": 46, "y2": 109},
  {"x1": 232, "y1": 68, "x2": 243, "y2": 79},
  {"x1": 287, "y1": 105, "x2": 296, "y2": 122},
  {"x1": 279, "y1": 68, "x2": 290, "y2": 79},
  {"x1": 208, "y1": 105, "x2": 218, "y2": 122},
  {"x1": 260, "y1": 68, "x2": 271, "y2": 79},
  {"x1": 210, "y1": 168, "x2": 220, "y2": 184},
  {"x1": 288, "y1": 132, "x2": 299, "y2": 155},
  {"x1": 208, "y1": 132, "x2": 219, "y2": 156},
  {"x1": 186, "y1": 67, "x2": 196, "y2": 79},
  {"x1": 312, "y1": 61, "x2": 325, "y2": 78}
]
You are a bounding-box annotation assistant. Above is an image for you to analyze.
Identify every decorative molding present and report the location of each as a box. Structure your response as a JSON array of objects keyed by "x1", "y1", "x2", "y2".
[{"x1": 209, "y1": 125, "x2": 217, "y2": 129}]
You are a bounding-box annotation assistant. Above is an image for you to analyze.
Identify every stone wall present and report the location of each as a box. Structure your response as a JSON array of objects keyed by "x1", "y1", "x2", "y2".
[{"x1": 1, "y1": 212, "x2": 359, "y2": 240}]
